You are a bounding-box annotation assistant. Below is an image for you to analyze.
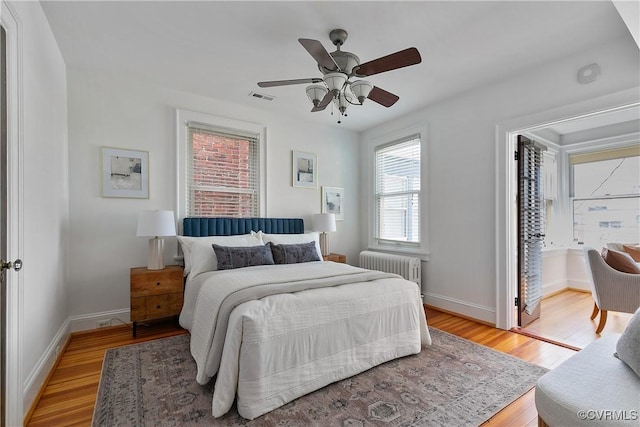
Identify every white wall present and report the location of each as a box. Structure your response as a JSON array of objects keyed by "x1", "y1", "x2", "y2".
[
  {"x1": 65, "y1": 68, "x2": 360, "y2": 324},
  {"x1": 9, "y1": 0, "x2": 70, "y2": 416},
  {"x1": 360, "y1": 36, "x2": 640, "y2": 324}
]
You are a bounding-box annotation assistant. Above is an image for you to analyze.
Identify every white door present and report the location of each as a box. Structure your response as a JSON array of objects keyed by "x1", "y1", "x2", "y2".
[{"x1": 0, "y1": 3, "x2": 23, "y2": 423}]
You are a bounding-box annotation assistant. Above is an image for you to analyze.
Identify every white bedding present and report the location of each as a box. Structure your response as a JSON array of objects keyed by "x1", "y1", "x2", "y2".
[{"x1": 181, "y1": 261, "x2": 431, "y2": 420}]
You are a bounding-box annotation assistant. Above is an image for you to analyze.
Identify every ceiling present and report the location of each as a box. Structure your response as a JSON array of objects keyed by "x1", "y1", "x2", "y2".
[{"x1": 40, "y1": 1, "x2": 632, "y2": 132}]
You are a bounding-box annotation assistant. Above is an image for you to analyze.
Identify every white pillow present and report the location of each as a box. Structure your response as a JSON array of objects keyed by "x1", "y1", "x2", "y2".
[
  {"x1": 258, "y1": 231, "x2": 323, "y2": 261},
  {"x1": 177, "y1": 234, "x2": 264, "y2": 278}
]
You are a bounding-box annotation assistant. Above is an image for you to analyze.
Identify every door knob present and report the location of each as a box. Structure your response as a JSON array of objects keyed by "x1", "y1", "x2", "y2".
[{"x1": 1, "y1": 259, "x2": 22, "y2": 272}]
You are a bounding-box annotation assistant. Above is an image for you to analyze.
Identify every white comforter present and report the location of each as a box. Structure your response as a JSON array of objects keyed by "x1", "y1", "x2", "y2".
[{"x1": 181, "y1": 262, "x2": 431, "y2": 420}]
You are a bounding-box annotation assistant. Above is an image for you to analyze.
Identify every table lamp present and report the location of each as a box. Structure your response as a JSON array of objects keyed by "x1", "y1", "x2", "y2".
[
  {"x1": 313, "y1": 213, "x2": 336, "y2": 257},
  {"x1": 136, "y1": 210, "x2": 176, "y2": 270}
]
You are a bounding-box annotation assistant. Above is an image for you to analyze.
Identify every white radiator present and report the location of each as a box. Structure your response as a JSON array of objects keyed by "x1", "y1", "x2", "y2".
[{"x1": 359, "y1": 251, "x2": 421, "y2": 286}]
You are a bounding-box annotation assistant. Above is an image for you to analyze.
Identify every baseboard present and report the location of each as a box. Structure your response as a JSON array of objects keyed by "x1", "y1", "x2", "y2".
[
  {"x1": 423, "y1": 292, "x2": 495, "y2": 325},
  {"x1": 541, "y1": 280, "x2": 567, "y2": 298},
  {"x1": 68, "y1": 308, "x2": 130, "y2": 333},
  {"x1": 22, "y1": 318, "x2": 71, "y2": 420},
  {"x1": 566, "y1": 279, "x2": 590, "y2": 292},
  {"x1": 567, "y1": 287, "x2": 591, "y2": 294},
  {"x1": 424, "y1": 303, "x2": 495, "y2": 327}
]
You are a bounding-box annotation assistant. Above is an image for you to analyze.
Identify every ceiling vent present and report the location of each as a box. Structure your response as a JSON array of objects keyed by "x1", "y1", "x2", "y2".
[{"x1": 249, "y1": 91, "x2": 275, "y2": 101}]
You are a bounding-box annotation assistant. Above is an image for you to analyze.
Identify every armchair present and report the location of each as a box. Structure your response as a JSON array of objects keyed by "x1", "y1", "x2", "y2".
[{"x1": 584, "y1": 247, "x2": 640, "y2": 333}]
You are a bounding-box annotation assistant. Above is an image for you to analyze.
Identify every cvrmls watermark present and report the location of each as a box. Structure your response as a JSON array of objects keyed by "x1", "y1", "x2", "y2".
[{"x1": 577, "y1": 410, "x2": 638, "y2": 421}]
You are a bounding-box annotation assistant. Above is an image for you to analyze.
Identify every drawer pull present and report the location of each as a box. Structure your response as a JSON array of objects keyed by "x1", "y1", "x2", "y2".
[
  {"x1": 156, "y1": 282, "x2": 160, "y2": 286},
  {"x1": 156, "y1": 305, "x2": 161, "y2": 309}
]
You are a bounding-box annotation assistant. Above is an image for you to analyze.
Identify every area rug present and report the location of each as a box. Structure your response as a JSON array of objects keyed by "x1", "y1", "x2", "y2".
[{"x1": 92, "y1": 328, "x2": 548, "y2": 426}]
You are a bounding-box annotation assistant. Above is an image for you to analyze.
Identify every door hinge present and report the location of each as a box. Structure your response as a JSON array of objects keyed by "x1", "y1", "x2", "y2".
[
  {"x1": 514, "y1": 297, "x2": 519, "y2": 307},
  {"x1": 514, "y1": 151, "x2": 519, "y2": 161}
]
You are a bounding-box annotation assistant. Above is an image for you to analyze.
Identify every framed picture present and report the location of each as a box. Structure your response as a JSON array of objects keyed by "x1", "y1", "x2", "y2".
[
  {"x1": 322, "y1": 186, "x2": 344, "y2": 220},
  {"x1": 292, "y1": 151, "x2": 317, "y2": 188},
  {"x1": 101, "y1": 147, "x2": 149, "y2": 198}
]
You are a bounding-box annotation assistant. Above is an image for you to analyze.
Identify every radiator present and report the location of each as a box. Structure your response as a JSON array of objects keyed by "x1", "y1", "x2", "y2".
[{"x1": 359, "y1": 251, "x2": 421, "y2": 286}]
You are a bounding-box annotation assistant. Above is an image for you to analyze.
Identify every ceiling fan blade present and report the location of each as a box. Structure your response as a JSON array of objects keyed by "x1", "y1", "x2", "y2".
[
  {"x1": 353, "y1": 47, "x2": 421, "y2": 77},
  {"x1": 311, "y1": 91, "x2": 334, "y2": 112},
  {"x1": 299, "y1": 38, "x2": 339, "y2": 72},
  {"x1": 258, "y1": 78, "x2": 323, "y2": 88},
  {"x1": 367, "y1": 86, "x2": 399, "y2": 108}
]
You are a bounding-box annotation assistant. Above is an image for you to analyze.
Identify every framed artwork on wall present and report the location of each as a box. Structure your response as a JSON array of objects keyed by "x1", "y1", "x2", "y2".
[
  {"x1": 322, "y1": 186, "x2": 344, "y2": 220},
  {"x1": 292, "y1": 150, "x2": 317, "y2": 188},
  {"x1": 101, "y1": 147, "x2": 149, "y2": 198}
]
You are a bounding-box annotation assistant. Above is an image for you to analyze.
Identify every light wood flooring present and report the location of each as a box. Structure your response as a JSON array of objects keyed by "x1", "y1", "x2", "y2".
[
  {"x1": 519, "y1": 289, "x2": 631, "y2": 349},
  {"x1": 26, "y1": 309, "x2": 580, "y2": 427}
]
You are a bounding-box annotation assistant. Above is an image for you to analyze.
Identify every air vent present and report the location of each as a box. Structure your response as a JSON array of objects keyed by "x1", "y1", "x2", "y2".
[{"x1": 249, "y1": 91, "x2": 275, "y2": 101}]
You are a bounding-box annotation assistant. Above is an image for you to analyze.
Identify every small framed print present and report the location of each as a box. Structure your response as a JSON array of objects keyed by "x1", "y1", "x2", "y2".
[
  {"x1": 292, "y1": 151, "x2": 317, "y2": 188},
  {"x1": 322, "y1": 186, "x2": 344, "y2": 220},
  {"x1": 101, "y1": 147, "x2": 149, "y2": 198}
]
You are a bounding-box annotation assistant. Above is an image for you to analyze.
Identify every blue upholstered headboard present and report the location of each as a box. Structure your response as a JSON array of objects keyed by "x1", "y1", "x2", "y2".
[{"x1": 182, "y1": 217, "x2": 304, "y2": 237}]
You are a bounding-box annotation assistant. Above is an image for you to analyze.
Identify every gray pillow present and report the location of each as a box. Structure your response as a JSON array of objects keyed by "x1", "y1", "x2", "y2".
[
  {"x1": 212, "y1": 244, "x2": 274, "y2": 270},
  {"x1": 267, "y1": 241, "x2": 321, "y2": 264},
  {"x1": 615, "y1": 307, "x2": 640, "y2": 377}
]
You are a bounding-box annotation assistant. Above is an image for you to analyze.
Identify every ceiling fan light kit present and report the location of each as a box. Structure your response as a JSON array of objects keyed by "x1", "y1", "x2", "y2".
[
  {"x1": 306, "y1": 85, "x2": 328, "y2": 106},
  {"x1": 350, "y1": 80, "x2": 374, "y2": 103},
  {"x1": 258, "y1": 29, "x2": 421, "y2": 124}
]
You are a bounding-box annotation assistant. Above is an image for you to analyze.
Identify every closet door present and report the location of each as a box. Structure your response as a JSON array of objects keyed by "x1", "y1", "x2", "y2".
[{"x1": 517, "y1": 135, "x2": 545, "y2": 327}]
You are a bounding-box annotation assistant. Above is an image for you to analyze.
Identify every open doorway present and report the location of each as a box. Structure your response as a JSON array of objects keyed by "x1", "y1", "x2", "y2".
[{"x1": 508, "y1": 105, "x2": 639, "y2": 349}]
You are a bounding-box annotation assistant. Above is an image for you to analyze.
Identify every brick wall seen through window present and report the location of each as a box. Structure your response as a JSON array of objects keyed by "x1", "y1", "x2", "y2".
[{"x1": 188, "y1": 126, "x2": 259, "y2": 217}]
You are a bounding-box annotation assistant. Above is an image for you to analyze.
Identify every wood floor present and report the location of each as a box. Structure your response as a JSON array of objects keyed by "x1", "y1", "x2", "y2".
[
  {"x1": 26, "y1": 309, "x2": 579, "y2": 427},
  {"x1": 520, "y1": 289, "x2": 631, "y2": 349}
]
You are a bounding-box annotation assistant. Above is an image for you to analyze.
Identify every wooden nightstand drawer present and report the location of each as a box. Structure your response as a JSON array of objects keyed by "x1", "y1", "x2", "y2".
[
  {"x1": 130, "y1": 265, "x2": 184, "y2": 337},
  {"x1": 145, "y1": 293, "x2": 183, "y2": 318},
  {"x1": 323, "y1": 253, "x2": 346, "y2": 263},
  {"x1": 131, "y1": 266, "x2": 182, "y2": 297}
]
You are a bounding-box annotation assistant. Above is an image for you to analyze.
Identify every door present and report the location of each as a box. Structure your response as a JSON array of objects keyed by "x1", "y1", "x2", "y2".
[
  {"x1": 517, "y1": 135, "x2": 545, "y2": 327},
  {"x1": 0, "y1": 24, "x2": 7, "y2": 425}
]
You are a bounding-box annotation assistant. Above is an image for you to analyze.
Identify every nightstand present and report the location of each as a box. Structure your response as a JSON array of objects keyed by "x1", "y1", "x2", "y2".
[
  {"x1": 323, "y1": 253, "x2": 346, "y2": 263},
  {"x1": 130, "y1": 265, "x2": 183, "y2": 337}
]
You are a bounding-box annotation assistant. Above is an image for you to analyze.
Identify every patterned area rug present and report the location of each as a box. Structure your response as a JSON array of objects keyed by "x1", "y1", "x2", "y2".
[{"x1": 93, "y1": 328, "x2": 547, "y2": 426}]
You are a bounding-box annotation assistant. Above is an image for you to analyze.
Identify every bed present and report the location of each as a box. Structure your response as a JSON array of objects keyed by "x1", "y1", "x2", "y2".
[{"x1": 178, "y1": 217, "x2": 431, "y2": 420}]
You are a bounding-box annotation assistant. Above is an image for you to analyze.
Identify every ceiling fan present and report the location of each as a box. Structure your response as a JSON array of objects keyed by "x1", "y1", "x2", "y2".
[{"x1": 258, "y1": 29, "x2": 421, "y2": 123}]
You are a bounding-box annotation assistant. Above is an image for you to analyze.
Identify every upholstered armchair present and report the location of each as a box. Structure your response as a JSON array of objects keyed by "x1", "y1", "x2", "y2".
[{"x1": 584, "y1": 247, "x2": 640, "y2": 333}]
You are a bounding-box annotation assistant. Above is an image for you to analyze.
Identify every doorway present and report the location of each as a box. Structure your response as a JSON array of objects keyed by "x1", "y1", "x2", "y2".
[
  {"x1": 495, "y1": 92, "x2": 640, "y2": 327},
  {"x1": 500, "y1": 102, "x2": 640, "y2": 348}
]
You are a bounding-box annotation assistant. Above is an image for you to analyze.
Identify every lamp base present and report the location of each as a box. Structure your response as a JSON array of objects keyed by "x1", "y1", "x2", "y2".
[
  {"x1": 147, "y1": 237, "x2": 165, "y2": 270},
  {"x1": 319, "y1": 232, "x2": 329, "y2": 257}
]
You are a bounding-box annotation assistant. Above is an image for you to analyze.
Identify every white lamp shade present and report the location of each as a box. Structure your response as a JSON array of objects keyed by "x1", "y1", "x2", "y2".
[
  {"x1": 306, "y1": 84, "x2": 328, "y2": 105},
  {"x1": 350, "y1": 80, "x2": 373, "y2": 103},
  {"x1": 313, "y1": 213, "x2": 336, "y2": 232},
  {"x1": 333, "y1": 92, "x2": 355, "y2": 111},
  {"x1": 323, "y1": 72, "x2": 347, "y2": 92},
  {"x1": 136, "y1": 210, "x2": 176, "y2": 237}
]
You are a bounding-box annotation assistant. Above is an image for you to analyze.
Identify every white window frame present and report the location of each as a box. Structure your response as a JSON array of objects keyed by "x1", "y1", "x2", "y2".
[
  {"x1": 366, "y1": 123, "x2": 429, "y2": 259},
  {"x1": 566, "y1": 141, "x2": 640, "y2": 246},
  {"x1": 176, "y1": 109, "x2": 266, "y2": 232}
]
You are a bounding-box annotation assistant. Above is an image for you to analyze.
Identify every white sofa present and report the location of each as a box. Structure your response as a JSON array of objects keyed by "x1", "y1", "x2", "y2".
[{"x1": 535, "y1": 334, "x2": 640, "y2": 426}]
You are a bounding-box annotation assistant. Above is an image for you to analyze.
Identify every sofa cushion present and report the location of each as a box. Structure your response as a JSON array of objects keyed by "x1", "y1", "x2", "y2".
[
  {"x1": 622, "y1": 245, "x2": 640, "y2": 262},
  {"x1": 616, "y1": 308, "x2": 640, "y2": 377},
  {"x1": 535, "y1": 334, "x2": 640, "y2": 426},
  {"x1": 602, "y1": 248, "x2": 640, "y2": 274}
]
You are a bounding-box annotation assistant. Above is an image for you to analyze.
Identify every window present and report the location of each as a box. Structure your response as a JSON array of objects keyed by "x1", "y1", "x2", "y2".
[
  {"x1": 570, "y1": 146, "x2": 640, "y2": 245},
  {"x1": 374, "y1": 136, "x2": 421, "y2": 245},
  {"x1": 177, "y1": 110, "x2": 265, "y2": 220}
]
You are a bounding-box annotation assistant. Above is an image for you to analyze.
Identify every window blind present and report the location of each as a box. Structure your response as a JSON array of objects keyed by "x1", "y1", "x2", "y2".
[
  {"x1": 186, "y1": 122, "x2": 260, "y2": 217},
  {"x1": 569, "y1": 145, "x2": 640, "y2": 165},
  {"x1": 518, "y1": 139, "x2": 544, "y2": 316},
  {"x1": 375, "y1": 136, "x2": 421, "y2": 244}
]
